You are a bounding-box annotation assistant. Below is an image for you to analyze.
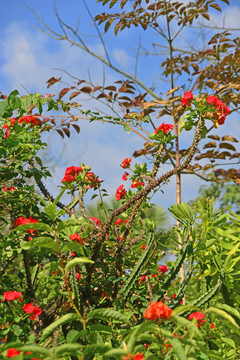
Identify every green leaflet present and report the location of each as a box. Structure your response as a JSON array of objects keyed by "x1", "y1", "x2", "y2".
[
  {"x1": 53, "y1": 343, "x2": 83, "y2": 357},
  {"x1": 65, "y1": 257, "x2": 94, "y2": 272},
  {"x1": 118, "y1": 232, "x2": 155, "y2": 303},
  {"x1": 83, "y1": 344, "x2": 112, "y2": 358},
  {"x1": 153, "y1": 224, "x2": 191, "y2": 302},
  {"x1": 204, "y1": 307, "x2": 240, "y2": 332},
  {"x1": 190, "y1": 280, "x2": 221, "y2": 308},
  {"x1": 40, "y1": 313, "x2": 82, "y2": 342},
  {"x1": 29, "y1": 236, "x2": 58, "y2": 252},
  {"x1": 87, "y1": 308, "x2": 129, "y2": 324},
  {"x1": 16, "y1": 345, "x2": 51, "y2": 357},
  {"x1": 170, "y1": 255, "x2": 193, "y2": 309}
]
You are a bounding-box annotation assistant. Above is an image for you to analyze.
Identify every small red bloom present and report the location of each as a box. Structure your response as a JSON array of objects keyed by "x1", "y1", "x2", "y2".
[
  {"x1": 158, "y1": 265, "x2": 168, "y2": 274},
  {"x1": 188, "y1": 312, "x2": 205, "y2": 327},
  {"x1": 155, "y1": 123, "x2": 174, "y2": 134},
  {"x1": 14, "y1": 216, "x2": 38, "y2": 236},
  {"x1": 3, "y1": 291, "x2": 23, "y2": 302},
  {"x1": 131, "y1": 181, "x2": 145, "y2": 188},
  {"x1": 141, "y1": 245, "x2": 147, "y2": 251},
  {"x1": 144, "y1": 344, "x2": 149, "y2": 349},
  {"x1": 181, "y1": 91, "x2": 193, "y2": 106},
  {"x1": 138, "y1": 275, "x2": 146, "y2": 284},
  {"x1": 210, "y1": 323, "x2": 215, "y2": 329},
  {"x1": 115, "y1": 184, "x2": 127, "y2": 201},
  {"x1": 86, "y1": 172, "x2": 100, "y2": 189},
  {"x1": 6, "y1": 348, "x2": 22, "y2": 358},
  {"x1": 2, "y1": 186, "x2": 17, "y2": 192},
  {"x1": 122, "y1": 354, "x2": 145, "y2": 360},
  {"x1": 144, "y1": 301, "x2": 172, "y2": 320},
  {"x1": 91, "y1": 216, "x2": 102, "y2": 228},
  {"x1": 75, "y1": 272, "x2": 81, "y2": 280},
  {"x1": 206, "y1": 95, "x2": 230, "y2": 125},
  {"x1": 122, "y1": 173, "x2": 128, "y2": 181},
  {"x1": 69, "y1": 233, "x2": 84, "y2": 245},
  {"x1": 120, "y1": 158, "x2": 131, "y2": 169},
  {"x1": 115, "y1": 218, "x2": 127, "y2": 225}
]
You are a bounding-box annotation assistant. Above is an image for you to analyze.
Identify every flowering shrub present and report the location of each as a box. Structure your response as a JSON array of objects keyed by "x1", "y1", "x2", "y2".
[{"x1": 0, "y1": 87, "x2": 239, "y2": 360}]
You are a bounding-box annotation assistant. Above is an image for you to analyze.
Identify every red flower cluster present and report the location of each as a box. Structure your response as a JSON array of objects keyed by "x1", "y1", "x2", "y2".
[
  {"x1": 188, "y1": 312, "x2": 206, "y2": 327},
  {"x1": 3, "y1": 291, "x2": 23, "y2": 302},
  {"x1": 122, "y1": 353, "x2": 145, "y2": 360},
  {"x1": 86, "y1": 171, "x2": 100, "y2": 189},
  {"x1": 91, "y1": 216, "x2": 102, "y2": 228},
  {"x1": 115, "y1": 185, "x2": 127, "y2": 201},
  {"x1": 18, "y1": 116, "x2": 39, "y2": 126},
  {"x1": 181, "y1": 91, "x2": 193, "y2": 106},
  {"x1": 155, "y1": 122, "x2": 174, "y2": 134},
  {"x1": 120, "y1": 158, "x2": 132, "y2": 169},
  {"x1": 2, "y1": 117, "x2": 17, "y2": 138},
  {"x1": 206, "y1": 95, "x2": 230, "y2": 125},
  {"x1": 131, "y1": 180, "x2": 145, "y2": 188},
  {"x1": 144, "y1": 301, "x2": 172, "y2": 320},
  {"x1": 115, "y1": 218, "x2": 127, "y2": 225},
  {"x1": 61, "y1": 166, "x2": 83, "y2": 183},
  {"x1": 69, "y1": 233, "x2": 84, "y2": 245},
  {"x1": 22, "y1": 303, "x2": 42, "y2": 320},
  {"x1": 14, "y1": 216, "x2": 38, "y2": 238},
  {"x1": 2, "y1": 186, "x2": 17, "y2": 192},
  {"x1": 6, "y1": 348, "x2": 22, "y2": 358},
  {"x1": 158, "y1": 265, "x2": 168, "y2": 274}
]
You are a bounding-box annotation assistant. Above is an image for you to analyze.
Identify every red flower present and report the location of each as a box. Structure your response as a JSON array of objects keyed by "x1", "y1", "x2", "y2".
[
  {"x1": 138, "y1": 275, "x2": 146, "y2": 284},
  {"x1": 2, "y1": 117, "x2": 17, "y2": 138},
  {"x1": 115, "y1": 185, "x2": 127, "y2": 201},
  {"x1": 14, "y1": 216, "x2": 38, "y2": 236},
  {"x1": 122, "y1": 354, "x2": 145, "y2": 360},
  {"x1": 144, "y1": 301, "x2": 172, "y2": 320},
  {"x1": 2, "y1": 186, "x2": 17, "y2": 192},
  {"x1": 206, "y1": 95, "x2": 230, "y2": 125},
  {"x1": 3, "y1": 291, "x2": 23, "y2": 302},
  {"x1": 22, "y1": 303, "x2": 42, "y2": 320},
  {"x1": 120, "y1": 158, "x2": 131, "y2": 169},
  {"x1": 91, "y1": 216, "x2": 102, "y2": 228},
  {"x1": 131, "y1": 181, "x2": 145, "y2": 188},
  {"x1": 61, "y1": 166, "x2": 82, "y2": 183},
  {"x1": 115, "y1": 218, "x2": 127, "y2": 225},
  {"x1": 69, "y1": 233, "x2": 84, "y2": 245},
  {"x1": 75, "y1": 272, "x2": 81, "y2": 280},
  {"x1": 181, "y1": 91, "x2": 193, "y2": 106},
  {"x1": 188, "y1": 312, "x2": 205, "y2": 327},
  {"x1": 141, "y1": 245, "x2": 146, "y2": 251},
  {"x1": 6, "y1": 348, "x2": 22, "y2": 358},
  {"x1": 122, "y1": 173, "x2": 128, "y2": 181},
  {"x1": 86, "y1": 172, "x2": 100, "y2": 189},
  {"x1": 155, "y1": 123, "x2": 174, "y2": 134},
  {"x1": 158, "y1": 265, "x2": 168, "y2": 274},
  {"x1": 18, "y1": 116, "x2": 39, "y2": 126},
  {"x1": 210, "y1": 323, "x2": 215, "y2": 329}
]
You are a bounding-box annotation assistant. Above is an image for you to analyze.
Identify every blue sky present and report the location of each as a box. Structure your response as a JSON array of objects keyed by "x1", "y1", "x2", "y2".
[{"x1": 1, "y1": 0, "x2": 239, "y2": 212}]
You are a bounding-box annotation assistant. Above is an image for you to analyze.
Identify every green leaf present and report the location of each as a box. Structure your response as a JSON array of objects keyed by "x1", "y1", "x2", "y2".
[
  {"x1": 29, "y1": 236, "x2": 58, "y2": 252},
  {"x1": 205, "y1": 307, "x2": 240, "y2": 331},
  {"x1": 119, "y1": 232, "x2": 155, "y2": 302},
  {"x1": 83, "y1": 344, "x2": 112, "y2": 358},
  {"x1": 57, "y1": 218, "x2": 85, "y2": 232},
  {"x1": 65, "y1": 257, "x2": 94, "y2": 272},
  {"x1": 17, "y1": 345, "x2": 51, "y2": 357},
  {"x1": 87, "y1": 308, "x2": 129, "y2": 324},
  {"x1": 66, "y1": 330, "x2": 81, "y2": 343},
  {"x1": 13, "y1": 223, "x2": 52, "y2": 233},
  {"x1": 44, "y1": 203, "x2": 58, "y2": 221},
  {"x1": 40, "y1": 313, "x2": 82, "y2": 342},
  {"x1": 172, "y1": 315, "x2": 203, "y2": 338},
  {"x1": 0, "y1": 99, "x2": 8, "y2": 117},
  {"x1": 53, "y1": 343, "x2": 82, "y2": 357}
]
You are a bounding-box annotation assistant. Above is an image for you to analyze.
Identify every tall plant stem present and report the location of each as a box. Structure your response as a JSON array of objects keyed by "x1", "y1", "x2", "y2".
[{"x1": 165, "y1": 0, "x2": 185, "y2": 291}]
